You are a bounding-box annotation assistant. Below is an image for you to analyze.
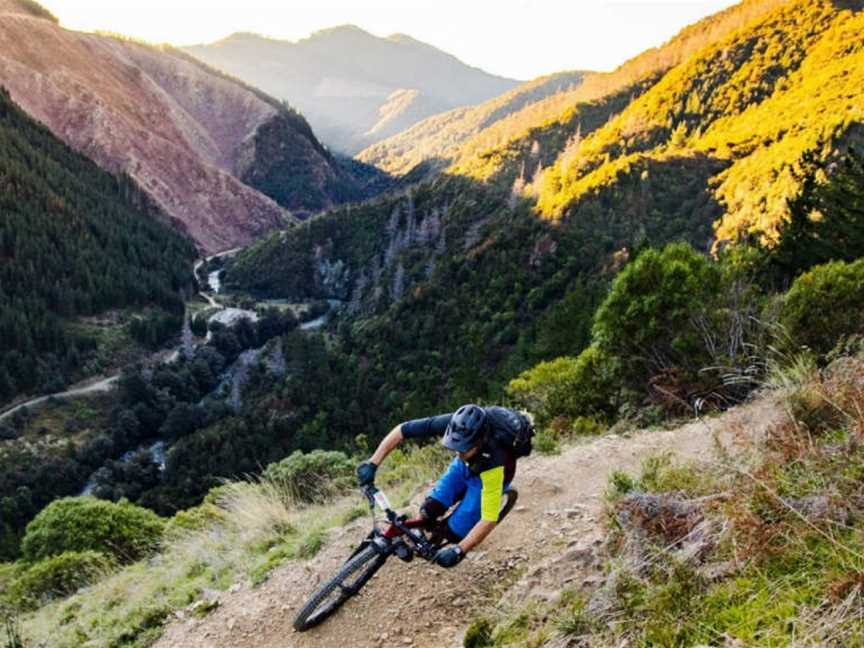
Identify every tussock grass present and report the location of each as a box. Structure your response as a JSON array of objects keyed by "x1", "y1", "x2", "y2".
[
  {"x1": 464, "y1": 351, "x2": 864, "y2": 647},
  {"x1": 464, "y1": 589, "x2": 590, "y2": 648},
  {"x1": 17, "y1": 442, "x2": 449, "y2": 647}
]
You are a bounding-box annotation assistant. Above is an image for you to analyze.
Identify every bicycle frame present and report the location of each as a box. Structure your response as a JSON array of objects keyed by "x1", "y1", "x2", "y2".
[{"x1": 363, "y1": 486, "x2": 438, "y2": 561}]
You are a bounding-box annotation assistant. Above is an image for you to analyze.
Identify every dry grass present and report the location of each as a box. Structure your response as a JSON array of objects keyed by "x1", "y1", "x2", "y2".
[{"x1": 17, "y1": 442, "x2": 450, "y2": 647}]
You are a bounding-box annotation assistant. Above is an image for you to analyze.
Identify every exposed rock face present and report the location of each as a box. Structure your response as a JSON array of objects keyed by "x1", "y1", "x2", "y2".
[
  {"x1": 0, "y1": 10, "x2": 352, "y2": 253},
  {"x1": 184, "y1": 27, "x2": 519, "y2": 154}
]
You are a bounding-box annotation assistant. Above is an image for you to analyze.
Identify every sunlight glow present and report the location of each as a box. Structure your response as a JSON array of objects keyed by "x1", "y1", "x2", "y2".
[{"x1": 36, "y1": 0, "x2": 739, "y2": 79}]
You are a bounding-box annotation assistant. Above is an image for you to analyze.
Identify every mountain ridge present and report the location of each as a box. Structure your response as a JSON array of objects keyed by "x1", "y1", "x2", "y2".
[
  {"x1": 359, "y1": 0, "x2": 791, "y2": 177},
  {"x1": 0, "y1": 12, "x2": 376, "y2": 253},
  {"x1": 184, "y1": 26, "x2": 519, "y2": 153}
]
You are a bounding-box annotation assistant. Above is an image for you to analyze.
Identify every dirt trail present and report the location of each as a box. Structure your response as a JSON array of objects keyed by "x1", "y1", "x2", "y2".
[
  {"x1": 155, "y1": 396, "x2": 782, "y2": 648},
  {"x1": 0, "y1": 376, "x2": 120, "y2": 423}
]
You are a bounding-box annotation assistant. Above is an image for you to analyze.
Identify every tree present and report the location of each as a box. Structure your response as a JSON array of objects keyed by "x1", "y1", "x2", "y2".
[
  {"x1": 780, "y1": 258, "x2": 864, "y2": 355},
  {"x1": 769, "y1": 149, "x2": 864, "y2": 283},
  {"x1": 592, "y1": 242, "x2": 724, "y2": 383},
  {"x1": 181, "y1": 313, "x2": 194, "y2": 360}
]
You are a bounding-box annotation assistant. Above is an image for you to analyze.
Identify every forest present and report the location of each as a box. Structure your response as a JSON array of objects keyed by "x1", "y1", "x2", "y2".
[
  {"x1": 0, "y1": 87, "x2": 197, "y2": 405},
  {"x1": 0, "y1": 307, "x2": 297, "y2": 559}
]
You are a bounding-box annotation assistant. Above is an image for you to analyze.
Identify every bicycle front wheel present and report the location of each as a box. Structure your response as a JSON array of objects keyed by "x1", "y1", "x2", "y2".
[{"x1": 292, "y1": 544, "x2": 387, "y2": 632}]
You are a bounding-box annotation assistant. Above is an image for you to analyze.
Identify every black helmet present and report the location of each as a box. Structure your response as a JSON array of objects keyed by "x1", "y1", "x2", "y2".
[{"x1": 442, "y1": 404, "x2": 487, "y2": 453}]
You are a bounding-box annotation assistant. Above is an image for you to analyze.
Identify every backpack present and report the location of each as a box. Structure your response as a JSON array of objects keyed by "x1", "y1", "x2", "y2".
[{"x1": 486, "y1": 406, "x2": 535, "y2": 458}]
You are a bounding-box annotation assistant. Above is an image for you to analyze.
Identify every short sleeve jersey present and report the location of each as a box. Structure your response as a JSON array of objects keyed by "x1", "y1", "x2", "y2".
[{"x1": 401, "y1": 409, "x2": 517, "y2": 522}]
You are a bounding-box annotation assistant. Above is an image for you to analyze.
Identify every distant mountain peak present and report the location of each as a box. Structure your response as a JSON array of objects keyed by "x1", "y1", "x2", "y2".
[
  {"x1": 307, "y1": 24, "x2": 374, "y2": 40},
  {"x1": 0, "y1": 0, "x2": 58, "y2": 22},
  {"x1": 387, "y1": 32, "x2": 422, "y2": 44},
  {"x1": 185, "y1": 26, "x2": 519, "y2": 153},
  {"x1": 221, "y1": 31, "x2": 267, "y2": 42}
]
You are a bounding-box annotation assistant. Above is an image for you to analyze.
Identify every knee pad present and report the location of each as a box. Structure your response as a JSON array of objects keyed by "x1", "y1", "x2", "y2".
[{"x1": 420, "y1": 496, "x2": 447, "y2": 520}]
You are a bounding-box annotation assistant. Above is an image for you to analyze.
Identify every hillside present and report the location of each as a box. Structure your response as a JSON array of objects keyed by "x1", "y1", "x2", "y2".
[
  {"x1": 148, "y1": 397, "x2": 780, "y2": 648},
  {"x1": 210, "y1": 0, "x2": 864, "y2": 521},
  {"x1": 356, "y1": 71, "x2": 587, "y2": 176},
  {"x1": 358, "y1": 0, "x2": 788, "y2": 177},
  {"x1": 184, "y1": 27, "x2": 519, "y2": 154},
  {"x1": 534, "y1": 0, "x2": 864, "y2": 244},
  {"x1": 361, "y1": 0, "x2": 864, "y2": 249},
  {"x1": 0, "y1": 86, "x2": 196, "y2": 407},
  {"x1": 11, "y1": 392, "x2": 784, "y2": 646},
  {"x1": 0, "y1": 6, "x2": 380, "y2": 254}
]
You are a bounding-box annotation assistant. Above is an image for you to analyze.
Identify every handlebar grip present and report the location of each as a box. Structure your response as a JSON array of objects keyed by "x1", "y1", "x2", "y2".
[{"x1": 362, "y1": 485, "x2": 378, "y2": 506}]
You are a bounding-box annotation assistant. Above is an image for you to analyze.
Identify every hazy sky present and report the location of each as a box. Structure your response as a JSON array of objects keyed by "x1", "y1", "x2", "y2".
[{"x1": 38, "y1": 0, "x2": 739, "y2": 80}]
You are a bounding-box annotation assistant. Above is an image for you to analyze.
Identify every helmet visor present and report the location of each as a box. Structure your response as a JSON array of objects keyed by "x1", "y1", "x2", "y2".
[{"x1": 442, "y1": 428, "x2": 477, "y2": 453}]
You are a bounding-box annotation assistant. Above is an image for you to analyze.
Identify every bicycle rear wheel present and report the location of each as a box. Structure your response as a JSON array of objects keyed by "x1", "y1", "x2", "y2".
[
  {"x1": 498, "y1": 488, "x2": 519, "y2": 522},
  {"x1": 292, "y1": 544, "x2": 387, "y2": 632}
]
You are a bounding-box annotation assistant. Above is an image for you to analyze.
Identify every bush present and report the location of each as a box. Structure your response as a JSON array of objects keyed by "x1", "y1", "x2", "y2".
[
  {"x1": 21, "y1": 497, "x2": 164, "y2": 563},
  {"x1": 780, "y1": 259, "x2": 864, "y2": 355},
  {"x1": 592, "y1": 243, "x2": 723, "y2": 381},
  {"x1": 262, "y1": 450, "x2": 354, "y2": 504},
  {"x1": 8, "y1": 550, "x2": 114, "y2": 609},
  {"x1": 507, "y1": 345, "x2": 619, "y2": 426}
]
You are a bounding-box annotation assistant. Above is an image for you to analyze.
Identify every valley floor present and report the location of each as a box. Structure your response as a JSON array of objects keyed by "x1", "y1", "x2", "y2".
[{"x1": 154, "y1": 395, "x2": 782, "y2": 648}]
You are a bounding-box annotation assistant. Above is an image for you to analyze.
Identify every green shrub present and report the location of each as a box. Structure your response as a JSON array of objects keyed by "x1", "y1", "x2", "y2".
[
  {"x1": 507, "y1": 345, "x2": 619, "y2": 426},
  {"x1": 262, "y1": 450, "x2": 354, "y2": 504},
  {"x1": 21, "y1": 497, "x2": 164, "y2": 563},
  {"x1": 165, "y1": 502, "x2": 225, "y2": 537},
  {"x1": 592, "y1": 242, "x2": 723, "y2": 381},
  {"x1": 780, "y1": 259, "x2": 864, "y2": 355},
  {"x1": 8, "y1": 551, "x2": 114, "y2": 609}
]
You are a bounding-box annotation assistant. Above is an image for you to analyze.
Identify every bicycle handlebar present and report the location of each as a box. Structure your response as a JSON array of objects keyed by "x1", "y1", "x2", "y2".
[
  {"x1": 362, "y1": 485, "x2": 436, "y2": 560},
  {"x1": 362, "y1": 485, "x2": 397, "y2": 522}
]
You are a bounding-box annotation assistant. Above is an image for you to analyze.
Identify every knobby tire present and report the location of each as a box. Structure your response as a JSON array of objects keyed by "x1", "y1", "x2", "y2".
[
  {"x1": 499, "y1": 488, "x2": 518, "y2": 522},
  {"x1": 292, "y1": 544, "x2": 386, "y2": 632}
]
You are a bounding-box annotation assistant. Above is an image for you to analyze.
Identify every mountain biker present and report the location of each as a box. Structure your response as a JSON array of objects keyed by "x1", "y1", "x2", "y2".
[{"x1": 356, "y1": 404, "x2": 531, "y2": 569}]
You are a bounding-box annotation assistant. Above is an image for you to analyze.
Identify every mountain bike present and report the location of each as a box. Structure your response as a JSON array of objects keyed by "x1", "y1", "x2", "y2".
[{"x1": 292, "y1": 484, "x2": 519, "y2": 632}]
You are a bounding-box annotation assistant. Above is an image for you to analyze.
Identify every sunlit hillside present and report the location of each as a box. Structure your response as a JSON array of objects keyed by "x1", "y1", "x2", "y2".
[
  {"x1": 361, "y1": 0, "x2": 789, "y2": 178},
  {"x1": 530, "y1": 0, "x2": 863, "y2": 243}
]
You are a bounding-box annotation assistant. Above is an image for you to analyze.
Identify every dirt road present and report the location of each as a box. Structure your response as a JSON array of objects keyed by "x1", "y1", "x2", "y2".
[
  {"x1": 154, "y1": 395, "x2": 782, "y2": 648},
  {"x1": 0, "y1": 376, "x2": 119, "y2": 423}
]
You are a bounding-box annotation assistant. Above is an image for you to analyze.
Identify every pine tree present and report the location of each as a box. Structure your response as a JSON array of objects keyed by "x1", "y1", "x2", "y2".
[{"x1": 181, "y1": 313, "x2": 194, "y2": 361}]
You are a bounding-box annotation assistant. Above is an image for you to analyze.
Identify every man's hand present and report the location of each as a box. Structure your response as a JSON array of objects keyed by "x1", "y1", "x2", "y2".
[
  {"x1": 433, "y1": 546, "x2": 464, "y2": 568},
  {"x1": 356, "y1": 461, "x2": 378, "y2": 488}
]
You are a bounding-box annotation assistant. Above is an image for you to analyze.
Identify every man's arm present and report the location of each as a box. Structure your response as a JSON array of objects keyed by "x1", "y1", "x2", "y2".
[
  {"x1": 460, "y1": 465, "x2": 505, "y2": 553},
  {"x1": 458, "y1": 519, "x2": 497, "y2": 553},
  {"x1": 369, "y1": 425, "x2": 404, "y2": 465}
]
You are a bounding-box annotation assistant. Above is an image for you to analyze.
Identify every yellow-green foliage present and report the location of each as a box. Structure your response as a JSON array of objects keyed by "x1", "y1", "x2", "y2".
[
  {"x1": 507, "y1": 346, "x2": 618, "y2": 426},
  {"x1": 705, "y1": 5, "x2": 864, "y2": 241},
  {"x1": 535, "y1": 0, "x2": 864, "y2": 245}
]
